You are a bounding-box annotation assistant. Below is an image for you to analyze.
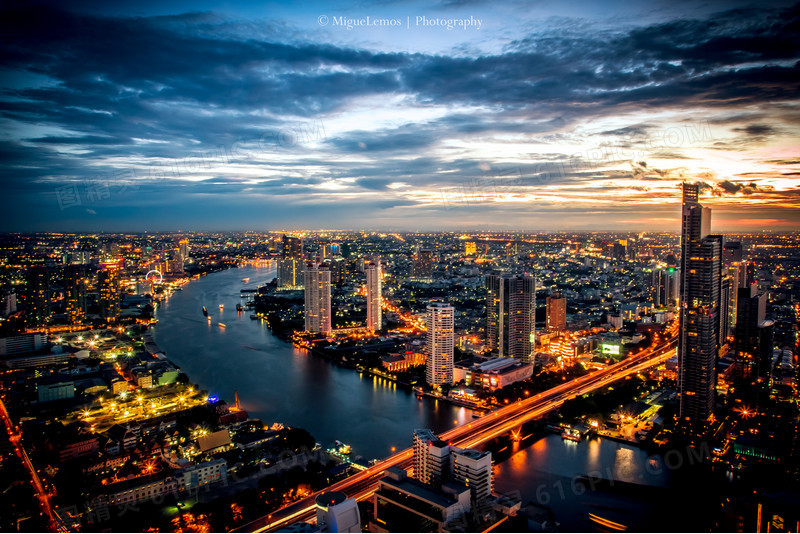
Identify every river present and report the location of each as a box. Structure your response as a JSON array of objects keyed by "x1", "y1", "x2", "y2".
[{"x1": 151, "y1": 265, "x2": 474, "y2": 461}]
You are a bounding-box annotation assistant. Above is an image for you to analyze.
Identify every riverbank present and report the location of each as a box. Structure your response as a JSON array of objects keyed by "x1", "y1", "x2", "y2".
[{"x1": 151, "y1": 265, "x2": 474, "y2": 462}]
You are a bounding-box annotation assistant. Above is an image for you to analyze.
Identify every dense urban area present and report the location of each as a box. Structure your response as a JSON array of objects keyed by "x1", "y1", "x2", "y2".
[{"x1": 0, "y1": 202, "x2": 798, "y2": 531}]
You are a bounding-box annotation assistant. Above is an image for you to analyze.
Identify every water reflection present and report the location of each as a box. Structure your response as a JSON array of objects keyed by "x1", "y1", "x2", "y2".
[{"x1": 152, "y1": 265, "x2": 472, "y2": 461}]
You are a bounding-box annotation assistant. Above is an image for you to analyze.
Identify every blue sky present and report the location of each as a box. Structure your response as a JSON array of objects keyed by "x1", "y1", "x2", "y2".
[{"x1": 1, "y1": 0, "x2": 798, "y2": 232}]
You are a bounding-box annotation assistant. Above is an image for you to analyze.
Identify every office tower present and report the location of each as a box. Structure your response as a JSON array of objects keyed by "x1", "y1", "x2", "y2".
[
  {"x1": 413, "y1": 249, "x2": 435, "y2": 278},
  {"x1": 651, "y1": 267, "x2": 679, "y2": 308},
  {"x1": 278, "y1": 235, "x2": 304, "y2": 289},
  {"x1": 486, "y1": 274, "x2": 536, "y2": 362},
  {"x1": 329, "y1": 256, "x2": 347, "y2": 285},
  {"x1": 98, "y1": 263, "x2": 121, "y2": 322},
  {"x1": 450, "y1": 448, "x2": 492, "y2": 504},
  {"x1": 720, "y1": 277, "x2": 731, "y2": 344},
  {"x1": 26, "y1": 266, "x2": 50, "y2": 327},
  {"x1": 304, "y1": 263, "x2": 331, "y2": 335},
  {"x1": 412, "y1": 429, "x2": 450, "y2": 487},
  {"x1": 178, "y1": 238, "x2": 189, "y2": 265},
  {"x1": 732, "y1": 284, "x2": 774, "y2": 403},
  {"x1": 315, "y1": 491, "x2": 361, "y2": 533},
  {"x1": 678, "y1": 183, "x2": 721, "y2": 423},
  {"x1": 65, "y1": 264, "x2": 87, "y2": 324},
  {"x1": 465, "y1": 241, "x2": 477, "y2": 256},
  {"x1": 329, "y1": 243, "x2": 340, "y2": 256},
  {"x1": 366, "y1": 261, "x2": 382, "y2": 332},
  {"x1": 546, "y1": 291, "x2": 567, "y2": 333},
  {"x1": 425, "y1": 303, "x2": 454, "y2": 386}
]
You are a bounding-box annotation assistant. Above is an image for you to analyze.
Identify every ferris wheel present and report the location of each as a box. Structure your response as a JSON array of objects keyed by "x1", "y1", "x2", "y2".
[{"x1": 145, "y1": 270, "x2": 163, "y2": 284}]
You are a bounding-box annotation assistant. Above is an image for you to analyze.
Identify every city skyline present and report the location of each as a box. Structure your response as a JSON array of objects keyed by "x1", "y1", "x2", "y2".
[{"x1": 1, "y1": 1, "x2": 799, "y2": 233}]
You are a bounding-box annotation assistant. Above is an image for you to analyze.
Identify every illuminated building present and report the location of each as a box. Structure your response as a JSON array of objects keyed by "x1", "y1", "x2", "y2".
[
  {"x1": 546, "y1": 291, "x2": 567, "y2": 333},
  {"x1": 328, "y1": 255, "x2": 347, "y2": 285},
  {"x1": 178, "y1": 238, "x2": 189, "y2": 265},
  {"x1": 413, "y1": 248, "x2": 435, "y2": 278},
  {"x1": 279, "y1": 235, "x2": 304, "y2": 289},
  {"x1": 678, "y1": 182, "x2": 721, "y2": 423},
  {"x1": 732, "y1": 283, "x2": 774, "y2": 404},
  {"x1": 651, "y1": 266, "x2": 679, "y2": 308},
  {"x1": 450, "y1": 448, "x2": 492, "y2": 504},
  {"x1": 486, "y1": 274, "x2": 535, "y2": 362},
  {"x1": 177, "y1": 459, "x2": 228, "y2": 491},
  {"x1": 425, "y1": 302, "x2": 454, "y2": 386},
  {"x1": 366, "y1": 261, "x2": 382, "y2": 332},
  {"x1": 98, "y1": 262, "x2": 121, "y2": 321},
  {"x1": 315, "y1": 491, "x2": 361, "y2": 533},
  {"x1": 465, "y1": 241, "x2": 477, "y2": 255},
  {"x1": 464, "y1": 357, "x2": 533, "y2": 389},
  {"x1": 413, "y1": 429, "x2": 450, "y2": 486},
  {"x1": 304, "y1": 262, "x2": 332, "y2": 335},
  {"x1": 25, "y1": 265, "x2": 50, "y2": 327},
  {"x1": 64, "y1": 264, "x2": 87, "y2": 324}
]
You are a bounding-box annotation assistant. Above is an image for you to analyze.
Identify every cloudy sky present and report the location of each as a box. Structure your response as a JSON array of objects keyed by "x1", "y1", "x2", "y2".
[{"x1": 1, "y1": 0, "x2": 798, "y2": 232}]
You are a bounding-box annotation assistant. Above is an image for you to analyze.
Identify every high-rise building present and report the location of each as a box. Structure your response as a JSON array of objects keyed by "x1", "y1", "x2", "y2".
[
  {"x1": 678, "y1": 182, "x2": 721, "y2": 423},
  {"x1": 486, "y1": 274, "x2": 536, "y2": 362},
  {"x1": 64, "y1": 265, "x2": 87, "y2": 324},
  {"x1": 366, "y1": 261, "x2": 382, "y2": 332},
  {"x1": 304, "y1": 263, "x2": 331, "y2": 335},
  {"x1": 177, "y1": 238, "x2": 189, "y2": 266},
  {"x1": 651, "y1": 267, "x2": 680, "y2": 308},
  {"x1": 546, "y1": 291, "x2": 567, "y2": 333},
  {"x1": 732, "y1": 284, "x2": 774, "y2": 404},
  {"x1": 412, "y1": 429, "x2": 450, "y2": 487},
  {"x1": 279, "y1": 235, "x2": 304, "y2": 289},
  {"x1": 720, "y1": 277, "x2": 731, "y2": 345},
  {"x1": 26, "y1": 266, "x2": 50, "y2": 327},
  {"x1": 328, "y1": 256, "x2": 347, "y2": 285},
  {"x1": 464, "y1": 241, "x2": 477, "y2": 256},
  {"x1": 413, "y1": 248, "x2": 435, "y2": 278},
  {"x1": 425, "y1": 302, "x2": 454, "y2": 386},
  {"x1": 98, "y1": 263, "x2": 121, "y2": 322},
  {"x1": 450, "y1": 448, "x2": 492, "y2": 504}
]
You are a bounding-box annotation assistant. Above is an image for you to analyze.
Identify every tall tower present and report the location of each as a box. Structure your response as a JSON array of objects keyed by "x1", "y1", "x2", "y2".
[
  {"x1": 425, "y1": 302, "x2": 454, "y2": 386},
  {"x1": 732, "y1": 284, "x2": 773, "y2": 405},
  {"x1": 304, "y1": 263, "x2": 331, "y2": 335},
  {"x1": 678, "y1": 182, "x2": 721, "y2": 424},
  {"x1": 64, "y1": 264, "x2": 87, "y2": 324},
  {"x1": 98, "y1": 263, "x2": 121, "y2": 322},
  {"x1": 546, "y1": 291, "x2": 567, "y2": 333},
  {"x1": 486, "y1": 274, "x2": 536, "y2": 362},
  {"x1": 279, "y1": 235, "x2": 304, "y2": 289},
  {"x1": 365, "y1": 261, "x2": 382, "y2": 332},
  {"x1": 26, "y1": 266, "x2": 50, "y2": 327},
  {"x1": 413, "y1": 249, "x2": 435, "y2": 279}
]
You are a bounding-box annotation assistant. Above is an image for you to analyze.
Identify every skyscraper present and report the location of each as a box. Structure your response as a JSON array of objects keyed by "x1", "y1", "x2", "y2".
[
  {"x1": 65, "y1": 264, "x2": 87, "y2": 324},
  {"x1": 486, "y1": 274, "x2": 536, "y2": 362},
  {"x1": 278, "y1": 235, "x2": 304, "y2": 289},
  {"x1": 366, "y1": 261, "x2": 382, "y2": 332},
  {"x1": 26, "y1": 266, "x2": 50, "y2": 327},
  {"x1": 546, "y1": 291, "x2": 567, "y2": 333},
  {"x1": 413, "y1": 248, "x2": 434, "y2": 279},
  {"x1": 678, "y1": 182, "x2": 721, "y2": 423},
  {"x1": 732, "y1": 284, "x2": 774, "y2": 404},
  {"x1": 426, "y1": 302, "x2": 454, "y2": 386},
  {"x1": 651, "y1": 266, "x2": 680, "y2": 308},
  {"x1": 98, "y1": 263, "x2": 121, "y2": 322},
  {"x1": 304, "y1": 263, "x2": 332, "y2": 335}
]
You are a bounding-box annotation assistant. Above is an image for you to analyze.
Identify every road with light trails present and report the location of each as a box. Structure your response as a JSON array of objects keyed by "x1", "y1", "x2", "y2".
[
  {"x1": 0, "y1": 397, "x2": 67, "y2": 532},
  {"x1": 237, "y1": 327, "x2": 678, "y2": 533}
]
